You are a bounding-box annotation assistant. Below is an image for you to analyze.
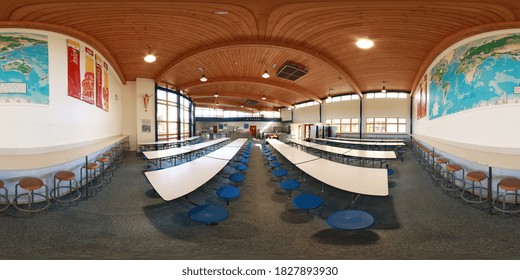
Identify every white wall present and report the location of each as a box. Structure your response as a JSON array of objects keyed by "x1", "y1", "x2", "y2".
[
  {"x1": 196, "y1": 121, "x2": 283, "y2": 135},
  {"x1": 414, "y1": 29, "x2": 520, "y2": 151},
  {"x1": 322, "y1": 99, "x2": 360, "y2": 120},
  {"x1": 293, "y1": 105, "x2": 320, "y2": 124},
  {"x1": 363, "y1": 97, "x2": 411, "y2": 134},
  {"x1": 0, "y1": 28, "x2": 123, "y2": 153},
  {"x1": 281, "y1": 108, "x2": 292, "y2": 121},
  {"x1": 135, "y1": 78, "x2": 156, "y2": 145},
  {"x1": 121, "y1": 81, "x2": 137, "y2": 151}
]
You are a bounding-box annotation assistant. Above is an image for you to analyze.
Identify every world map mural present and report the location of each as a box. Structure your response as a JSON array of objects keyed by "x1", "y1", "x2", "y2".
[{"x1": 429, "y1": 33, "x2": 520, "y2": 119}]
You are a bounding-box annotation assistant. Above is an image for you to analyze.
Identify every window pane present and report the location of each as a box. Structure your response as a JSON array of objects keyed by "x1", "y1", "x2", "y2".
[
  {"x1": 399, "y1": 92, "x2": 408, "y2": 99},
  {"x1": 341, "y1": 125, "x2": 350, "y2": 132},
  {"x1": 375, "y1": 118, "x2": 386, "y2": 124},
  {"x1": 375, "y1": 124, "x2": 386, "y2": 132},
  {"x1": 399, "y1": 118, "x2": 407, "y2": 124},
  {"x1": 375, "y1": 92, "x2": 386, "y2": 98},
  {"x1": 341, "y1": 118, "x2": 350, "y2": 124},
  {"x1": 366, "y1": 118, "x2": 374, "y2": 123},
  {"x1": 387, "y1": 124, "x2": 398, "y2": 133},
  {"x1": 351, "y1": 95, "x2": 360, "y2": 100},
  {"x1": 332, "y1": 119, "x2": 341, "y2": 124},
  {"x1": 157, "y1": 90, "x2": 167, "y2": 100},
  {"x1": 157, "y1": 104, "x2": 167, "y2": 121},
  {"x1": 168, "y1": 122, "x2": 177, "y2": 134},
  {"x1": 387, "y1": 92, "x2": 398, "y2": 98},
  {"x1": 351, "y1": 124, "x2": 359, "y2": 132},
  {"x1": 366, "y1": 124, "x2": 374, "y2": 132},
  {"x1": 332, "y1": 96, "x2": 341, "y2": 102},
  {"x1": 157, "y1": 121, "x2": 167, "y2": 134},
  {"x1": 326, "y1": 119, "x2": 331, "y2": 125},
  {"x1": 366, "y1": 93, "x2": 374, "y2": 99},
  {"x1": 398, "y1": 124, "x2": 407, "y2": 133},
  {"x1": 387, "y1": 118, "x2": 398, "y2": 123},
  {"x1": 352, "y1": 118, "x2": 359, "y2": 124},
  {"x1": 167, "y1": 106, "x2": 177, "y2": 121},
  {"x1": 341, "y1": 95, "x2": 351, "y2": 101}
]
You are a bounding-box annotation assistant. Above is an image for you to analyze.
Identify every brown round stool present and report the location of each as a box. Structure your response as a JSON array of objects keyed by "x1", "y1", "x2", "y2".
[
  {"x1": 441, "y1": 163, "x2": 464, "y2": 195},
  {"x1": 433, "y1": 158, "x2": 449, "y2": 187},
  {"x1": 103, "y1": 152, "x2": 116, "y2": 172},
  {"x1": 461, "y1": 171, "x2": 488, "y2": 204},
  {"x1": 493, "y1": 177, "x2": 520, "y2": 214},
  {"x1": 96, "y1": 156, "x2": 113, "y2": 184},
  {"x1": 0, "y1": 179, "x2": 10, "y2": 212},
  {"x1": 80, "y1": 162, "x2": 103, "y2": 199},
  {"x1": 52, "y1": 171, "x2": 81, "y2": 206},
  {"x1": 13, "y1": 177, "x2": 50, "y2": 213}
]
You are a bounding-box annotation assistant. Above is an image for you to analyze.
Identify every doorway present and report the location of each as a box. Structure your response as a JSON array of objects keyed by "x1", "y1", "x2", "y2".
[{"x1": 249, "y1": 125, "x2": 257, "y2": 138}]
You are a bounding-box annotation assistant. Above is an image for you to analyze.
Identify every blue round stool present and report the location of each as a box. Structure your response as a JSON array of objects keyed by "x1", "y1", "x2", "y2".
[
  {"x1": 270, "y1": 161, "x2": 281, "y2": 169},
  {"x1": 273, "y1": 169, "x2": 288, "y2": 180},
  {"x1": 327, "y1": 210, "x2": 375, "y2": 230},
  {"x1": 387, "y1": 168, "x2": 395, "y2": 176},
  {"x1": 235, "y1": 164, "x2": 248, "y2": 172},
  {"x1": 229, "y1": 173, "x2": 245, "y2": 186},
  {"x1": 242, "y1": 153, "x2": 250, "y2": 159},
  {"x1": 188, "y1": 204, "x2": 229, "y2": 225},
  {"x1": 292, "y1": 193, "x2": 323, "y2": 214},
  {"x1": 267, "y1": 155, "x2": 276, "y2": 161},
  {"x1": 279, "y1": 179, "x2": 300, "y2": 198},
  {"x1": 217, "y1": 186, "x2": 241, "y2": 206},
  {"x1": 239, "y1": 158, "x2": 249, "y2": 165}
]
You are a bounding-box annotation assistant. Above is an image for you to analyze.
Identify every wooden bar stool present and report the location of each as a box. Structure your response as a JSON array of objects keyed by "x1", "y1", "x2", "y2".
[
  {"x1": 96, "y1": 156, "x2": 113, "y2": 184},
  {"x1": 461, "y1": 171, "x2": 488, "y2": 205},
  {"x1": 13, "y1": 177, "x2": 50, "y2": 213},
  {"x1": 441, "y1": 163, "x2": 464, "y2": 196},
  {"x1": 80, "y1": 162, "x2": 103, "y2": 199},
  {"x1": 51, "y1": 171, "x2": 81, "y2": 206},
  {"x1": 0, "y1": 179, "x2": 10, "y2": 212},
  {"x1": 493, "y1": 177, "x2": 520, "y2": 215}
]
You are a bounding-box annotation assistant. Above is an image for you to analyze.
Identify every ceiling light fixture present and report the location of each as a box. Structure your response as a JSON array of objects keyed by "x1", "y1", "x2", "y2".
[
  {"x1": 262, "y1": 95, "x2": 266, "y2": 100},
  {"x1": 214, "y1": 11, "x2": 229, "y2": 15},
  {"x1": 356, "y1": 36, "x2": 374, "y2": 49},
  {"x1": 381, "y1": 81, "x2": 387, "y2": 93},
  {"x1": 327, "y1": 88, "x2": 333, "y2": 101},
  {"x1": 214, "y1": 91, "x2": 219, "y2": 98},
  {"x1": 262, "y1": 70, "x2": 270, "y2": 79},
  {"x1": 200, "y1": 74, "x2": 207, "y2": 82},
  {"x1": 144, "y1": 45, "x2": 156, "y2": 63}
]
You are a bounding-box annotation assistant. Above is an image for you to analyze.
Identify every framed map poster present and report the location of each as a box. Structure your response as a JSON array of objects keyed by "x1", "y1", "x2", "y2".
[{"x1": 0, "y1": 33, "x2": 49, "y2": 105}]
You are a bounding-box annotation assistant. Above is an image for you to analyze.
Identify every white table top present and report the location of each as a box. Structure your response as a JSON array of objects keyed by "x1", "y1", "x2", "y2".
[
  {"x1": 225, "y1": 138, "x2": 248, "y2": 147},
  {"x1": 145, "y1": 156, "x2": 228, "y2": 201},
  {"x1": 318, "y1": 138, "x2": 406, "y2": 147},
  {"x1": 345, "y1": 149, "x2": 397, "y2": 159},
  {"x1": 0, "y1": 135, "x2": 127, "y2": 170},
  {"x1": 311, "y1": 145, "x2": 351, "y2": 155},
  {"x1": 143, "y1": 147, "x2": 190, "y2": 160},
  {"x1": 297, "y1": 158, "x2": 389, "y2": 196},
  {"x1": 138, "y1": 136, "x2": 200, "y2": 146},
  {"x1": 329, "y1": 137, "x2": 405, "y2": 143},
  {"x1": 287, "y1": 139, "x2": 320, "y2": 148},
  {"x1": 268, "y1": 139, "x2": 320, "y2": 164},
  {"x1": 182, "y1": 138, "x2": 229, "y2": 151}
]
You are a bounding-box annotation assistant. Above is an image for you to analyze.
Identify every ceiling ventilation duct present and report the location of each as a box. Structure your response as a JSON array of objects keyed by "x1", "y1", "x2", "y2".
[
  {"x1": 244, "y1": 99, "x2": 258, "y2": 107},
  {"x1": 276, "y1": 63, "x2": 308, "y2": 81}
]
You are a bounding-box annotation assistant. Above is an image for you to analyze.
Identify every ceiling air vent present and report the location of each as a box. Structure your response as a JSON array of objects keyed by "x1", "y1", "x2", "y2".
[
  {"x1": 276, "y1": 63, "x2": 308, "y2": 81},
  {"x1": 244, "y1": 99, "x2": 258, "y2": 107}
]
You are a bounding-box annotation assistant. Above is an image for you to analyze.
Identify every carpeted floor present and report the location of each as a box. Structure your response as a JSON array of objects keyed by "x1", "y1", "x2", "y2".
[{"x1": 1, "y1": 138, "x2": 519, "y2": 260}]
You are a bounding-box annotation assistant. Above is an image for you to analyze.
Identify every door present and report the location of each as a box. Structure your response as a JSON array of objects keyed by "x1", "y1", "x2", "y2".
[
  {"x1": 212, "y1": 126, "x2": 218, "y2": 133},
  {"x1": 303, "y1": 124, "x2": 312, "y2": 140},
  {"x1": 249, "y1": 125, "x2": 257, "y2": 138}
]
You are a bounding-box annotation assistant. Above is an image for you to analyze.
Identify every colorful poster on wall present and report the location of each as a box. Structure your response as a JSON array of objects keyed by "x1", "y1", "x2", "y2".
[
  {"x1": 95, "y1": 54, "x2": 103, "y2": 109},
  {"x1": 102, "y1": 62, "x2": 109, "y2": 111},
  {"x1": 0, "y1": 33, "x2": 49, "y2": 105},
  {"x1": 81, "y1": 47, "x2": 95, "y2": 104},
  {"x1": 417, "y1": 74, "x2": 427, "y2": 119},
  {"x1": 67, "y1": 39, "x2": 81, "y2": 99},
  {"x1": 429, "y1": 33, "x2": 520, "y2": 119}
]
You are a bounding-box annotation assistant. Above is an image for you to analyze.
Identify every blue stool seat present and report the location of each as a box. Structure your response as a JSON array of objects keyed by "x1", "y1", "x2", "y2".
[
  {"x1": 267, "y1": 155, "x2": 276, "y2": 161},
  {"x1": 270, "y1": 161, "x2": 281, "y2": 169},
  {"x1": 280, "y1": 179, "x2": 300, "y2": 198},
  {"x1": 235, "y1": 164, "x2": 248, "y2": 172},
  {"x1": 229, "y1": 173, "x2": 245, "y2": 185},
  {"x1": 387, "y1": 168, "x2": 395, "y2": 176},
  {"x1": 327, "y1": 210, "x2": 374, "y2": 230},
  {"x1": 188, "y1": 204, "x2": 229, "y2": 224},
  {"x1": 217, "y1": 186, "x2": 241, "y2": 205},
  {"x1": 242, "y1": 153, "x2": 250, "y2": 158},
  {"x1": 292, "y1": 193, "x2": 323, "y2": 213},
  {"x1": 239, "y1": 158, "x2": 249, "y2": 164},
  {"x1": 273, "y1": 169, "x2": 287, "y2": 178}
]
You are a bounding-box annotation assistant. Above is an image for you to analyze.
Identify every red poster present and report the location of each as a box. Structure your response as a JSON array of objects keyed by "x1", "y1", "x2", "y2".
[
  {"x1": 103, "y1": 62, "x2": 109, "y2": 111},
  {"x1": 67, "y1": 39, "x2": 81, "y2": 99},
  {"x1": 95, "y1": 54, "x2": 103, "y2": 109},
  {"x1": 81, "y1": 47, "x2": 95, "y2": 104},
  {"x1": 417, "y1": 75, "x2": 427, "y2": 119}
]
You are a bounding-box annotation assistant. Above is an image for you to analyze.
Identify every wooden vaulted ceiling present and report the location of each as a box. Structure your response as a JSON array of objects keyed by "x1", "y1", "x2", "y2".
[{"x1": 2, "y1": 0, "x2": 520, "y2": 111}]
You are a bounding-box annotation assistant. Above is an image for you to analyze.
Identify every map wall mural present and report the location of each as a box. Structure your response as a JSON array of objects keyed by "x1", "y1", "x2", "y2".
[
  {"x1": 429, "y1": 33, "x2": 520, "y2": 119},
  {"x1": 0, "y1": 33, "x2": 49, "y2": 105}
]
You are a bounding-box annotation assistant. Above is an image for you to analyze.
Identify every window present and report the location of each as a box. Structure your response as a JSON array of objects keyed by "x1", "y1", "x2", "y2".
[
  {"x1": 366, "y1": 117, "x2": 407, "y2": 133},
  {"x1": 156, "y1": 87, "x2": 194, "y2": 141},
  {"x1": 326, "y1": 118, "x2": 359, "y2": 133},
  {"x1": 325, "y1": 94, "x2": 359, "y2": 103},
  {"x1": 364, "y1": 91, "x2": 409, "y2": 99},
  {"x1": 295, "y1": 100, "x2": 319, "y2": 108}
]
